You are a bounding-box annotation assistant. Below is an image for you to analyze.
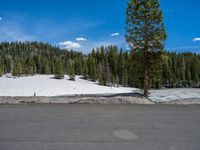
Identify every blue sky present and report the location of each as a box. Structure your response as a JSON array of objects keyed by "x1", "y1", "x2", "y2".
[{"x1": 0, "y1": 0, "x2": 200, "y2": 53}]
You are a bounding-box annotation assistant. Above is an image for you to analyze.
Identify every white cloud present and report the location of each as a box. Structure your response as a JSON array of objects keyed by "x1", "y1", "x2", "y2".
[
  {"x1": 0, "y1": 17, "x2": 2, "y2": 21},
  {"x1": 76, "y1": 37, "x2": 87, "y2": 41},
  {"x1": 59, "y1": 41, "x2": 81, "y2": 49},
  {"x1": 111, "y1": 32, "x2": 120, "y2": 36},
  {"x1": 193, "y1": 38, "x2": 200, "y2": 42}
]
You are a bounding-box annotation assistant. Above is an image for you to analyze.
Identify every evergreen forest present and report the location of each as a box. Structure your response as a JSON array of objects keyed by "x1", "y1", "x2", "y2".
[{"x1": 0, "y1": 41, "x2": 199, "y2": 88}]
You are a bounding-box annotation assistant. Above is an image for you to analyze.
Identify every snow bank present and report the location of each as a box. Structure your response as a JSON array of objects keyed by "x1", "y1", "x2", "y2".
[
  {"x1": 0, "y1": 74, "x2": 136, "y2": 96},
  {"x1": 149, "y1": 88, "x2": 200, "y2": 102}
]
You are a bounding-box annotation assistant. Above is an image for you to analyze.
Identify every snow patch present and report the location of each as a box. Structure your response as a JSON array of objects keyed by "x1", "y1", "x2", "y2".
[
  {"x1": 149, "y1": 88, "x2": 200, "y2": 102},
  {"x1": 0, "y1": 74, "x2": 136, "y2": 96}
]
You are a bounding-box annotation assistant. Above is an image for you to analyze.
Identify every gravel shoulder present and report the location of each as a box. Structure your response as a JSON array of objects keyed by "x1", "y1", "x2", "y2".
[
  {"x1": 0, "y1": 93, "x2": 154, "y2": 104},
  {"x1": 161, "y1": 98, "x2": 200, "y2": 105},
  {"x1": 0, "y1": 92, "x2": 200, "y2": 105}
]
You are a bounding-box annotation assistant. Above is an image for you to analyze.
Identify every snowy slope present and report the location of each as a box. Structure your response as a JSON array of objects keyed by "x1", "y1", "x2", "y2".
[{"x1": 0, "y1": 74, "x2": 135, "y2": 96}]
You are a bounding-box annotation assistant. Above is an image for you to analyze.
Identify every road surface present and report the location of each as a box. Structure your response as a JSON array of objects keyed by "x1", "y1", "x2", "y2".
[{"x1": 0, "y1": 104, "x2": 200, "y2": 150}]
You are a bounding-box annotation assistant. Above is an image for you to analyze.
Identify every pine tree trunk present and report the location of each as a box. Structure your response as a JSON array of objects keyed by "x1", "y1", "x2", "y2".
[{"x1": 144, "y1": 70, "x2": 149, "y2": 98}]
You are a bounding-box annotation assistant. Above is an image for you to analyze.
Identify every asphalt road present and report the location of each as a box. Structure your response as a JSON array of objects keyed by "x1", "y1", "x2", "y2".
[{"x1": 0, "y1": 104, "x2": 200, "y2": 150}]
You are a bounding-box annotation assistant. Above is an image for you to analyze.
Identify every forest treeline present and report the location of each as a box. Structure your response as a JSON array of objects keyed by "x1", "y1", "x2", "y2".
[{"x1": 0, "y1": 41, "x2": 200, "y2": 88}]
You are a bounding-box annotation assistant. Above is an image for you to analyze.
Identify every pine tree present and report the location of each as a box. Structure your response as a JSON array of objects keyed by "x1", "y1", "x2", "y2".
[
  {"x1": 82, "y1": 59, "x2": 88, "y2": 79},
  {"x1": 88, "y1": 56, "x2": 97, "y2": 81},
  {"x1": 181, "y1": 56, "x2": 186, "y2": 85},
  {"x1": 118, "y1": 49, "x2": 126, "y2": 85},
  {"x1": 125, "y1": 0, "x2": 167, "y2": 97},
  {"x1": 105, "y1": 59, "x2": 111, "y2": 85},
  {"x1": 107, "y1": 46, "x2": 118, "y2": 84},
  {"x1": 69, "y1": 60, "x2": 75, "y2": 81},
  {"x1": 74, "y1": 57, "x2": 83, "y2": 75},
  {"x1": 54, "y1": 59, "x2": 64, "y2": 79},
  {"x1": 0, "y1": 65, "x2": 3, "y2": 77},
  {"x1": 13, "y1": 60, "x2": 23, "y2": 76},
  {"x1": 26, "y1": 56, "x2": 35, "y2": 75},
  {"x1": 42, "y1": 58, "x2": 50, "y2": 74},
  {"x1": 0, "y1": 56, "x2": 4, "y2": 77}
]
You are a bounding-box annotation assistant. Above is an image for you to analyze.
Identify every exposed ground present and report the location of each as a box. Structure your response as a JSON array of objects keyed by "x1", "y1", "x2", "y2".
[{"x1": 0, "y1": 104, "x2": 200, "y2": 150}]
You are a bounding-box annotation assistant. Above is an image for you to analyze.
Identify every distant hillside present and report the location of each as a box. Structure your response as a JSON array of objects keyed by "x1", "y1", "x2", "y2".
[{"x1": 0, "y1": 41, "x2": 200, "y2": 88}]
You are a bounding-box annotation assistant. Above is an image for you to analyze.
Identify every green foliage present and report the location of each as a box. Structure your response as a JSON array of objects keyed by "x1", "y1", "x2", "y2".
[
  {"x1": 68, "y1": 60, "x2": 75, "y2": 81},
  {"x1": 13, "y1": 59, "x2": 23, "y2": 76},
  {"x1": 125, "y1": 0, "x2": 167, "y2": 96},
  {"x1": 82, "y1": 59, "x2": 88, "y2": 79},
  {"x1": 0, "y1": 56, "x2": 4, "y2": 77},
  {"x1": 0, "y1": 67, "x2": 3, "y2": 77},
  {"x1": 88, "y1": 55, "x2": 97, "y2": 81},
  {"x1": 118, "y1": 49, "x2": 127, "y2": 86},
  {"x1": 160, "y1": 52, "x2": 200, "y2": 88},
  {"x1": 54, "y1": 58, "x2": 64, "y2": 79}
]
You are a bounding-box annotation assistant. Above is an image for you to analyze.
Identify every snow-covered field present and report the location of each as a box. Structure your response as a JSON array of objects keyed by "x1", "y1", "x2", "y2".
[
  {"x1": 0, "y1": 74, "x2": 199, "y2": 103},
  {"x1": 0, "y1": 74, "x2": 135, "y2": 97}
]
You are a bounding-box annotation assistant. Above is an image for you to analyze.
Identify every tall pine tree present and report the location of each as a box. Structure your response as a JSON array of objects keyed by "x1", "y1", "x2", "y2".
[{"x1": 125, "y1": 0, "x2": 167, "y2": 97}]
